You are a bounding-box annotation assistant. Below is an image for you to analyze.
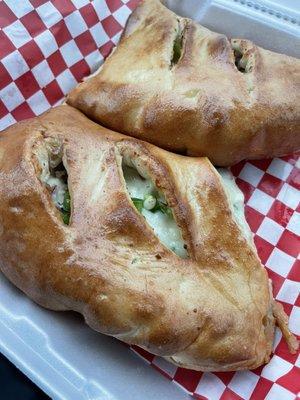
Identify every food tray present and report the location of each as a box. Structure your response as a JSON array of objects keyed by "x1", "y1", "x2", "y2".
[{"x1": 0, "y1": 1, "x2": 299, "y2": 399}]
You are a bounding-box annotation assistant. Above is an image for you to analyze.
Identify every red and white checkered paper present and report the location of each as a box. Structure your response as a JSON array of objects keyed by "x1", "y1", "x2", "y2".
[{"x1": 0, "y1": 1, "x2": 299, "y2": 399}]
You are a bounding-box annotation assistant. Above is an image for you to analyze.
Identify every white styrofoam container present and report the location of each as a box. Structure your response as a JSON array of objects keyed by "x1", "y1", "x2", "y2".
[{"x1": 0, "y1": 1, "x2": 299, "y2": 399}]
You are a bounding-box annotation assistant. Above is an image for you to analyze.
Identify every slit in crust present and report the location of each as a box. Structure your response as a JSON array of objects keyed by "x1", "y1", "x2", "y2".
[
  {"x1": 171, "y1": 19, "x2": 184, "y2": 67},
  {"x1": 122, "y1": 157, "x2": 189, "y2": 258},
  {"x1": 231, "y1": 39, "x2": 255, "y2": 73},
  {"x1": 33, "y1": 137, "x2": 71, "y2": 225}
]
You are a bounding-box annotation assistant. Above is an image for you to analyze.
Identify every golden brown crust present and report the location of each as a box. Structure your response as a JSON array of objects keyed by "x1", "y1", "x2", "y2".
[
  {"x1": 0, "y1": 105, "x2": 296, "y2": 371},
  {"x1": 67, "y1": 0, "x2": 300, "y2": 166}
]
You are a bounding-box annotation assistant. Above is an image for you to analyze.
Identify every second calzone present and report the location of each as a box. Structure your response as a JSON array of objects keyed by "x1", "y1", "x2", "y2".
[{"x1": 67, "y1": 0, "x2": 300, "y2": 166}]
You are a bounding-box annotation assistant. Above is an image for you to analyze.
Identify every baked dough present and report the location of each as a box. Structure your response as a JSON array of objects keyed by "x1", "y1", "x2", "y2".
[
  {"x1": 0, "y1": 105, "x2": 297, "y2": 371},
  {"x1": 67, "y1": 0, "x2": 300, "y2": 166}
]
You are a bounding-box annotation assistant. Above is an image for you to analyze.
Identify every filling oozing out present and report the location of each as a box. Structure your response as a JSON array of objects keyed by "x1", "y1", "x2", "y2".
[
  {"x1": 218, "y1": 168, "x2": 254, "y2": 244},
  {"x1": 122, "y1": 163, "x2": 188, "y2": 258},
  {"x1": 36, "y1": 140, "x2": 70, "y2": 225}
]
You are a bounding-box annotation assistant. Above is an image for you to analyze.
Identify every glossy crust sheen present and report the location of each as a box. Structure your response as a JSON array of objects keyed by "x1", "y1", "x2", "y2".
[
  {"x1": 0, "y1": 105, "x2": 296, "y2": 371},
  {"x1": 67, "y1": 0, "x2": 300, "y2": 166}
]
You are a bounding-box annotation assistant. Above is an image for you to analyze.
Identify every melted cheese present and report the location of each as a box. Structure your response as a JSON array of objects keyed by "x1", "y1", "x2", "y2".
[
  {"x1": 218, "y1": 168, "x2": 254, "y2": 245},
  {"x1": 123, "y1": 165, "x2": 188, "y2": 258},
  {"x1": 36, "y1": 146, "x2": 67, "y2": 210},
  {"x1": 46, "y1": 176, "x2": 67, "y2": 209},
  {"x1": 122, "y1": 165, "x2": 154, "y2": 199}
]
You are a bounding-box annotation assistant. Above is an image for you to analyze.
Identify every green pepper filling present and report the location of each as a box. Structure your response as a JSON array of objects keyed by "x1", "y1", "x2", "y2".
[
  {"x1": 61, "y1": 190, "x2": 71, "y2": 225},
  {"x1": 171, "y1": 23, "x2": 183, "y2": 66},
  {"x1": 131, "y1": 198, "x2": 144, "y2": 212}
]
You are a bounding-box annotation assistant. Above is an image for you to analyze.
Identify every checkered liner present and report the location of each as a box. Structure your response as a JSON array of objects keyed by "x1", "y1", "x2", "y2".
[{"x1": 0, "y1": 1, "x2": 299, "y2": 399}]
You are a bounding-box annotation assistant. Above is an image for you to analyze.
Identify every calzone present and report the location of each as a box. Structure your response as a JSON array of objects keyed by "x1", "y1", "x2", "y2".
[
  {"x1": 0, "y1": 105, "x2": 297, "y2": 371},
  {"x1": 67, "y1": 0, "x2": 300, "y2": 166}
]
